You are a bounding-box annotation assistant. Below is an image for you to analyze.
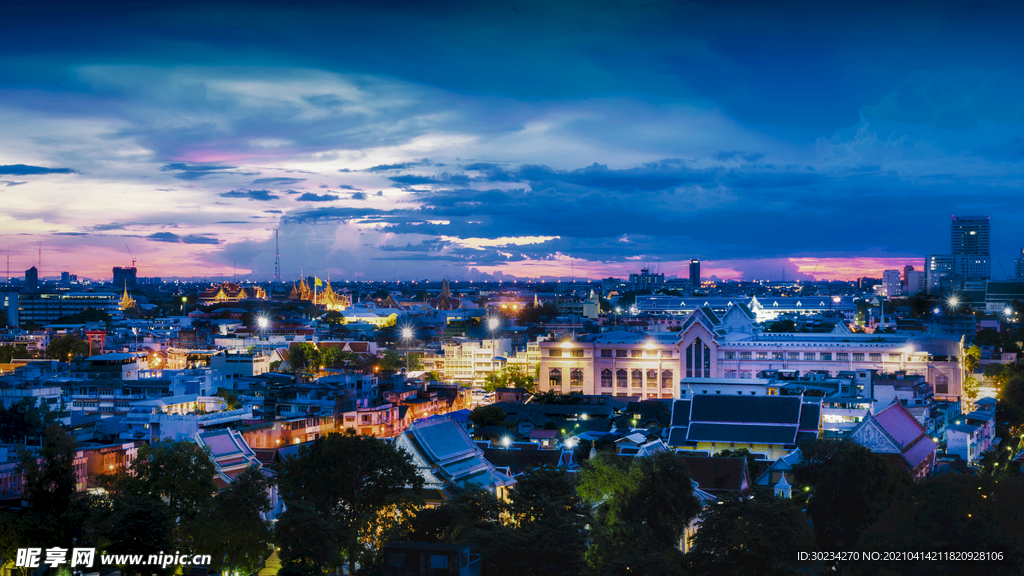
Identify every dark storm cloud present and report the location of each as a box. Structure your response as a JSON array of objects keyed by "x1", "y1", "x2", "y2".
[
  {"x1": 161, "y1": 163, "x2": 237, "y2": 181},
  {"x1": 296, "y1": 192, "x2": 339, "y2": 202},
  {"x1": 219, "y1": 189, "x2": 279, "y2": 201},
  {"x1": 252, "y1": 177, "x2": 305, "y2": 185},
  {"x1": 0, "y1": 164, "x2": 75, "y2": 175},
  {"x1": 148, "y1": 232, "x2": 180, "y2": 243}
]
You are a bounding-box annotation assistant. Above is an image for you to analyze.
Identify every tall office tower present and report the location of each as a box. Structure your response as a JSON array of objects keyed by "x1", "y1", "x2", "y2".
[
  {"x1": 926, "y1": 254, "x2": 955, "y2": 295},
  {"x1": 882, "y1": 269, "x2": 902, "y2": 297},
  {"x1": 951, "y1": 215, "x2": 991, "y2": 279},
  {"x1": 690, "y1": 259, "x2": 700, "y2": 291},
  {"x1": 60, "y1": 271, "x2": 70, "y2": 283},
  {"x1": 25, "y1": 266, "x2": 38, "y2": 292},
  {"x1": 1016, "y1": 248, "x2": 1024, "y2": 279},
  {"x1": 112, "y1": 266, "x2": 138, "y2": 290}
]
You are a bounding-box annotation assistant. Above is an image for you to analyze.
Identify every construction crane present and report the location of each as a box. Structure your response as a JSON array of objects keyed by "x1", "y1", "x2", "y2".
[
  {"x1": 998, "y1": 261, "x2": 1010, "y2": 280},
  {"x1": 125, "y1": 243, "x2": 136, "y2": 268}
]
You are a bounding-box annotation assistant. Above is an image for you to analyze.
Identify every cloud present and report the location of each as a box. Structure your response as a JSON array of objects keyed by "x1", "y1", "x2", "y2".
[
  {"x1": 1, "y1": 181, "x2": 27, "y2": 186},
  {"x1": 338, "y1": 184, "x2": 360, "y2": 190},
  {"x1": 264, "y1": 209, "x2": 282, "y2": 214},
  {"x1": 161, "y1": 163, "x2": 237, "y2": 181},
  {"x1": 0, "y1": 164, "x2": 75, "y2": 175},
  {"x1": 146, "y1": 232, "x2": 220, "y2": 245},
  {"x1": 713, "y1": 151, "x2": 767, "y2": 162},
  {"x1": 252, "y1": 177, "x2": 306, "y2": 185},
  {"x1": 366, "y1": 160, "x2": 437, "y2": 172},
  {"x1": 296, "y1": 192, "x2": 339, "y2": 202},
  {"x1": 351, "y1": 192, "x2": 367, "y2": 200},
  {"x1": 219, "y1": 189, "x2": 279, "y2": 201}
]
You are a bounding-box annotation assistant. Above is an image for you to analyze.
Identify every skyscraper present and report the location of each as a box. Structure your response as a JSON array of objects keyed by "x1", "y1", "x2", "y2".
[
  {"x1": 689, "y1": 259, "x2": 700, "y2": 291},
  {"x1": 113, "y1": 266, "x2": 138, "y2": 290},
  {"x1": 951, "y1": 215, "x2": 991, "y2": 279},
  {"x1": 25, "y1": 266, "x2": 38, "y2": 292},
  {"x1": 1015, "y1": 248, "x2": 1024, "y2": 279}
]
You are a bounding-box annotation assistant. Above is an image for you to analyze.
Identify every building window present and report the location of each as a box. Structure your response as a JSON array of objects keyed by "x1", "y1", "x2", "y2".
[
  {"x1": 740, "y1": 371, "x2": 752, "y2": 379},
  {"x1": 430, "y1": 555, "x2": 448, "y2": 569},
  {"x1": 388, "y1": 554, "x2": 405, "y2": 567},
  {"x1": 756, "y1": 351, "x2": 768, "y2": 360},
  {"x1": 804, "y1": 352, "x2": 816, "y2": 360},
  {"x1": 571, "y1": 350, "x2": 585, "y2": 358},
  {"x1": 549, "y1": 349, "x2": 562, "y2": 357},
  {"x1": 724, "y1": 351, "x2": 736, "y2": 360},
  {"x1": 661, "y1": 351, "x2": 674, "y2": 358},
  {"x1": 570, "y1": 368, "x2": 584, "y2": 387},
  {"x1": 837, "y1": 353, "x2": 849, "y2": 361},
  {"x1": 647, "y1": 369, "x2": 657, "y2": 387},
  {"x1": 821, "y1": 353, "x2": 832, "y2": 361},
  {"x1": 772, "y1": 352, "x2": 784, "y2": 360},
  {"x1": 869, "y1": 353, "x2": 882, "y2": 362},
  {"x1": 631, "y1": 350, "x2": 643, "y2": 358},
  {"x1": 740, "y1": 352, "x2": 751, "y2": 360},
  {"x1": 646, "y1": 350, "x2": 657, "y2": 358},
  {"x1": 601, "y1": 369, "x2": 613, "y2": 387},
  {"x1": 889, "y1": 353, "x2": 901, "y2": 362},
  {"x1": 601, "y1": 349, "x2": 613, "y2": 358},
  {"x1": 616, "y1": 350, "x2": 628, "y2": 358},
  {"x1": 724, "y1": 370, "x2": 737, "y2": 378},
  {"x1": 934, "y1": 374, "x2": 949, "y2": 394},
  {"x1": 662, "y1": 370, "x2": 673, "y2": 388},
  {"x1": 852, "y1": 353, "x2": 864, "y2": 361},
  {"x1": 631, "y1": 369, "x2": 643, "y2": 387},
  {"x1": 788, "y1": 352, "x2": 800, "y2": 360},
  {"x1": 617, "y1": 369, "x2": 627, "y2": 387},
  {"x1": 548, "y1": 368, "x2": 561, "y2": 387}
]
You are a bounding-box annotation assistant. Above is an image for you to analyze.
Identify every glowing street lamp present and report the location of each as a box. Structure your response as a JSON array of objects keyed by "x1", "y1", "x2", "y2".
[
  {"x1": 257, "y1": 316, "x2": 269, "y2": 329},
  {"x1": 401, "y1": 327, "x2": 413, "y2": 373},
  {"x1": 501, "y1": 436, "x2": 511, "y2": 448}
]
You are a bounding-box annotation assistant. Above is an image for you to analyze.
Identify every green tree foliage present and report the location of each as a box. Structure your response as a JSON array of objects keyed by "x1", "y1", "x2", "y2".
[
  {"x1": 854, "y1": 475, "x2": 1024, "y2": 576},
  {"x1": 687, "y1": 494, "x2": 816, "y2": 575},
  {"x1": 791, "y1": 439, "x2": 911, "y2": 550},
  {"x1": 274, "y1": 432, "x2": 423, "y2": 576},
  {"x1": 975, "y1": 327, "x2": 1002, "y2": 347},
  {"x1": 998, "y1": 365, "x2": 1024, "y2": 432},
  {"x1": 289, "y1": 342, "x2": 321, "y2": 373},
  {"x1": 378, "y1": 349, "x2": 404, "y2": 371},
  {"x1": 483, "y1": 364, "x2": 537, "y2": 393},
  {"x1": 17, "y1": 425, "x2": 77, "y2": 544},
  {"x1": 54, "y1": 307, "x2": 112, "y2": 326},
  {"x1": 468, "y1": 404, "x2": 509, "y2": 429},
  {"x1": 579, "y1": 451, "x2": 701, "y2": 575},
  {"x1": 963, "y1": 376, "x2": 980, "y2": 402},
  {"x1": 0, "y1": 397, "x2": 58, "y2": 442},
  {"x1": 197, "y1": 466, "x2": 274, "y2": 575},
  {"x1": 97, "y1": 493, "x2": 178, "y2": 576},
  {"x1": 766, "y1": 319, "x2": 797, "y2": 333},
  {"x1": 46, "y1": 334, "x2": 90, "y2": 360},
  {"x1": 530, "y1": 390, "x2": 585, "y2": 405},
  {"x1": 964, "y1": 344, "x2": 982, "y2": 374},
  {"x1": 410, "y1": 488, "x2": 519, "y2": 576},
  {"x1": 0, "y1": 343, "x2": 31, "y2": 363},
  {"x1": 518, "y1": 302, "x2": 561, "y2": 324},
  {"x1": 714, "y1": 448, "x2": 761, "y2": 474}
]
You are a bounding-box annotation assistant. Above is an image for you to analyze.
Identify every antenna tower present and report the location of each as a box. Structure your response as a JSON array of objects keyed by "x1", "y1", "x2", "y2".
[{"x1": 274, "y1": 228, "x2": 281, "y2": 282}]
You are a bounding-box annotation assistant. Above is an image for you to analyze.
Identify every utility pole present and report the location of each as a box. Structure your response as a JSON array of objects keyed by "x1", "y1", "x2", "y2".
[{"x1": 274, "y1": 228, "x2": 281, "y2": 282}]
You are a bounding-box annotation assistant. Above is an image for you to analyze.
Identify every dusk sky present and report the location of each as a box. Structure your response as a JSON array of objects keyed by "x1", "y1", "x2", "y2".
[{"x1": 2, "y1": 0, "x2": 1023, "y2": 282}]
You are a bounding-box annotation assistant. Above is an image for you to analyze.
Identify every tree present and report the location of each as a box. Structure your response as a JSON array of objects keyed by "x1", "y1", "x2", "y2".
[
  {"x1": 0, "y1": 396, "x2": 58, "y2": 442},
  {"x1": 274, "y1": 432, "x2": 424, "y2": 576},
  {"x1": 791, "y1": 439, "x2": 911, "y2": 550},
  {"x1": 0, "y1": 343, "x2": 31, "y2": 363},
  {"x1": 579, "y1": 451, "x2": 701, "y2": 574},
  {"x1": 378, "y1": 349, "x2": 404, "y2": 372},
  {"x1": 509, "y1": 466, "x2": 588, "y2": 576},
  {"x1": 963, "y1": 376, "x2": 980, "y2": 402},
  {"x1": 483, "y1": 364, "x2": 537, "y2": 393},
  {"x1": 288, "y1": 342, "x2": 321, "y2": 373},
  {"x1": 975, "y1": 328, "x2": 1002, "y2": 347},
  {"x1": 854, "y1": 475, "x2": 1024, "y2": 576},
  {"x1": 102, "y1": 439, "x2": 217, "y2": 526},
  {"x1": 530, "y1": 390, "x2": 585, "y2": 405},
  {"x1": 468, "y1": 404, "x2": 508, "y2": 429},
  {"x1": 97, "y1": 493, "x2": 178, "y2": 576},
  {"x1": 964, "y1": 344, "x2": 982, "y2": 375},
  {"x1": 714, "y1": 448, "x2": 760, "y2": 474},
  {"x1": 687, "y1": 494, "x2": 816, "y2": 576},
  {"x1": 54, "y1": 307, "x2": 112, "y2": 326},
  {"x1": 766, "y1": 319, "x2": 797, "y2": 333},
  {"x1": 17, "y1": 425, "x2": 77, "y2": 544},
  {"x1": 198, "y1": 466, "x2": 273, "y2": 575}
]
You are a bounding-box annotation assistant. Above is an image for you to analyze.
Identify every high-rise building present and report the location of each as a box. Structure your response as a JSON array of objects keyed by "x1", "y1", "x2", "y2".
[
  {"x1": 882, "y1": 270, "x2": 902, "y2": 297},
  {"x1": 112, "y1": 266, "x2": 138, "y2": 290},
  {"x1": 1016, "y1": 248, "x2": 1024, "y2": 279},
  {"x1": 25, "y1": 266, "x2": 38, "y2": 292},
  {"x1": 689, "y1": 259, "x2": 700, "y2": 291},
  {"x1": 925, "y1": 254, "x2": 955, "y2": 295},
  {"x1": 905, "y1": 270, "x2": 926, "y2": 296},
  {"x1": 951, "y1": 215, "x2": 991, "y2": 279},
  {"x1": 628, "y1": 268, "x2": 664, "y2": 289}
]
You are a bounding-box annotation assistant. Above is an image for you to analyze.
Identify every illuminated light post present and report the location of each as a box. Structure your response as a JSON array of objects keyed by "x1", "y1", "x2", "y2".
[{"x1": 401, "y1": 326, "x2": 413, "y2": 374}]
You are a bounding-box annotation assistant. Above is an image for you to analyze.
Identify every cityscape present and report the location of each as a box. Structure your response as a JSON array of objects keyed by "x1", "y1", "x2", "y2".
[{"x1": 3, "y1": 2, "x2": 1024, "y2": 576}]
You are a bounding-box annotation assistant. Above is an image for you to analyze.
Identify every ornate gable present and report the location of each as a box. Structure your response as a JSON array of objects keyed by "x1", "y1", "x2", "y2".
[{"x1": 850, "y1": 413, "x2": 900, "y2": 453}]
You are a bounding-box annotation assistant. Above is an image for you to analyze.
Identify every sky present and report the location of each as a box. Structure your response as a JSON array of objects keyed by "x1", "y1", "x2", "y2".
[{"x1": 2, "y1": 0, "x2": 1024, "y2": 282}]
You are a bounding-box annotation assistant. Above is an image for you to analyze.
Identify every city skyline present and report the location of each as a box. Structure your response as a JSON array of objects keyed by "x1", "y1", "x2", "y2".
[{"x1": 3, "y1": 1, "x2": 1024, "y2": 281}]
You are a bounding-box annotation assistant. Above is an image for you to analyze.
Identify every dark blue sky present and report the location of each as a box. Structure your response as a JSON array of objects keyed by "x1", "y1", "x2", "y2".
[{"x1": 2, "y1": 0, "x2": 1022, "y2": 281}]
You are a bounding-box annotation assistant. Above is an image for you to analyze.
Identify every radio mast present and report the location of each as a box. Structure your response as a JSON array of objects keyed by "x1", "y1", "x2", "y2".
[{"x1": 274, "y1": 228, "x2": 281, "y2": 282}]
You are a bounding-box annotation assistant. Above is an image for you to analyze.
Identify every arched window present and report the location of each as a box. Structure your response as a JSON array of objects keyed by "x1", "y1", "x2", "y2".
[
  {"x1": 934, "y1": 374, "x2": 949, "y2": 394},
  {"x1": 601, "y1": 369, "x2": 613, "y2": 388},
  {"x1": 570, "y1": 368, "x2": 584, "y2": 387},
  {"x1": 647, "y1": 369, "x2": 657, "y2": 387},
  {"x1": 548, "y1": 368, "x2": 561, "y2": 387},
  {"x1": 662, "y1": 370, "x2": 673, "y2": 388},
  {"x1": 740, "y1": 371, "x2": 752, "y2": 379},
  {"x1": 631, "y1": 369, "x2": 643, "y2": 387},
  {"x1": 616, "y1": 369, "x2": 627, "y2": 387}
]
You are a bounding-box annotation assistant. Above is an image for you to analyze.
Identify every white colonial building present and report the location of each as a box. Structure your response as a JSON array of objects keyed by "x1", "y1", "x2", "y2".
[{"x1": 538, "y1": 304, "x2": 964, "y2": 402}]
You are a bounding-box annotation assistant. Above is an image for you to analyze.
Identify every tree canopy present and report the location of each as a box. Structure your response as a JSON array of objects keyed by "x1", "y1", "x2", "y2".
[
  {"x1": 482, "y1": 364, "x2": 537, "y2": 393},
  {"x1": 46, "y1": 334, "x2": 90, "y2": 360}
]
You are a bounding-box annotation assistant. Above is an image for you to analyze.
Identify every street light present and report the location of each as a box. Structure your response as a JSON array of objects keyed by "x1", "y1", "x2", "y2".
[{"x1": 401, "y1": 327, "x2": 413, "y2": 373}]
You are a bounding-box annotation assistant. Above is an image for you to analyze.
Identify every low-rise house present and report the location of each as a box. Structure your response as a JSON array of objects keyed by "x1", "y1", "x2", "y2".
[
  {"x1": 677, "y1": 455, "x2": 753, "y2": 496},
  {"x1": 382, "y1": 542, "x2": 480, "y2": 576}
]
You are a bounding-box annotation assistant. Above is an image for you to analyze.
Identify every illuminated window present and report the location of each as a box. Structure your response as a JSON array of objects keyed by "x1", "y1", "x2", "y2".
[
  {"x1": 570, "y1": 368, "x2": 584, "y2": 387},
  {"x1": 548, "y1": 368, "x2": 561, "y2": 387},
  {"x1": 647, "y1": 369, "x2": 657, "y2": 387},
  {"x1": 631, "y1": 369, "x2": 643, "y2": 387},
  {"x1": 662, "y1": 370, "x2": 673, "y2": 388},
  {"x1": 631, "y1": 350, "x2": 643, "y2": 358},
  {"x1": 804, "y1": 352, "x2": 816, "y2": 360},
  {"x1": 852, "y1": 353, "x2": 864, "y2": 361},
  {"x1": 601, "y1": 369, "x2": 613, "y2": 387},
  {"x1": 788, "y1": 352, "x2": 800, "y2": 360},
  {"x1": 616, "y1": 350, "x2": 628, "y2": 358},
  {"x1": 549, "y1": 349, "x2": 562, "y2": 357},
  {"x1": 724, "y1": 351, "x2": 736, "y2": 360},
  {"x1": 616, "y1": 369, "x2": 627, "y2": 387}
]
